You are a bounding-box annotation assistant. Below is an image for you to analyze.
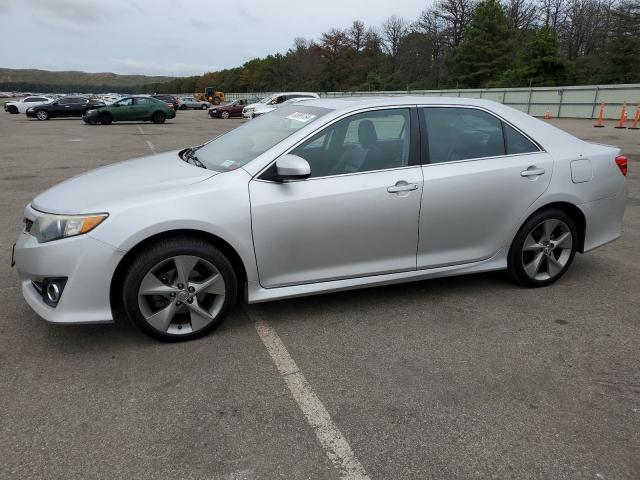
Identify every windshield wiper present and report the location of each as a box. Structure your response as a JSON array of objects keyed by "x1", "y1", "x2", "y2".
[{"x1": 182, "y1": 147, "x2": 207, "y2": 169}]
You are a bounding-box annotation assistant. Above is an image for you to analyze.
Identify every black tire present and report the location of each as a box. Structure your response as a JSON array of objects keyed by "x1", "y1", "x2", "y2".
[
  {"x1": 220, "y1": 111, "x2": 230, "y2": 119},
  {"x1": 122, "y1": 236, "x2": 238, "y2": 342},
  {"x1": 152, "y1": 111, "x2": 166, "y2": 124},
  {"x1": 98, "y1": 112, "x2": 112, "y2": 125},
  {"x1": 201, "y1": 104, "x2": 208, "y2": 110},
  {"x1": 508, "y1": 208, "x2": 578, "y2": 287},
  {"x1": 180, "y1": 104, "x2": 187, "y2": 110},
  {"x1": 8, "y1": 106, "x2": 18, "y2": 114},
  {"x1": 35, "y1": 110, "x2": 49, "y2": 121}
]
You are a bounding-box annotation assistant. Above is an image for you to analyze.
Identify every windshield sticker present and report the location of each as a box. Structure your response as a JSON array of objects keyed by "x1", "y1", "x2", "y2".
[
  {"x1": 220, "y1": 160, "x2": 236, "y2": 168},
  {"x1": 286, "y1": 112, "x2": 316, "y2": 122}
]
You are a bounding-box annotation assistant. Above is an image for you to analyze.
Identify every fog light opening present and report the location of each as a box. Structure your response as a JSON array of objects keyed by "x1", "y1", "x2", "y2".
[
  {"x1": 41, "y1": 277, "x2": 67, "y2": 308},
  {"x1": 46, "y1": 283, "x2": 61, "y2": 304}
]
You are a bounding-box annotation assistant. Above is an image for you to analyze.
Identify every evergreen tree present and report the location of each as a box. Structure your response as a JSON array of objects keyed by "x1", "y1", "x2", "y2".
[
  {"x1": 448, "y1": 0, "x2": 514, "y2": 87},
  {"x1": 500, "y1": 26, "x2": 566, "y2": 86}
]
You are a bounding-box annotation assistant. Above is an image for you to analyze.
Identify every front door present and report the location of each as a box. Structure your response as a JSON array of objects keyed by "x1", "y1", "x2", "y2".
[
  {"x1": 249, "y1": 108, "x2": 423, "y2": 288},
  {"x1": 417, "y1": 106, "x2": 554, "y2": 268}
]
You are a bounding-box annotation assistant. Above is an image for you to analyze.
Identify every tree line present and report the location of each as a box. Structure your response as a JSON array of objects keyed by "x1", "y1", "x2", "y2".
[{"x1": 142, "y1": 0, "x2": 639, "y2": 94}]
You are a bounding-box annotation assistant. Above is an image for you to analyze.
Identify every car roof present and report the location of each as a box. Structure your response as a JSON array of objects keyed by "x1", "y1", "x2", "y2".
[{"x1": 292, "y1": 96, "x2": 586, "y2": 155}]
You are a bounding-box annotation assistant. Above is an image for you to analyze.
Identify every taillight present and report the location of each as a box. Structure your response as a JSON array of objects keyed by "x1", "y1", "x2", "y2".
[{"x1": 615, "y1": 155, "x2": 628, "y2": 176}]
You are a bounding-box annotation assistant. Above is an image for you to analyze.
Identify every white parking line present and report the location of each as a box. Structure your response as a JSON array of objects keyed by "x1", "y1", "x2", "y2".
[
  {"x1": 136, "y1": 125, "x2": 156, "y2": 154},
  {"x1": 249, "y1": 309, "x2": 370, "y2": 480}
]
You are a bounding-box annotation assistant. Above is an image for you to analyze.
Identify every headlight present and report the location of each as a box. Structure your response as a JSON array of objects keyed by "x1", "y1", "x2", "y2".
[{"x1": 30, "y1": 212, "x2": 108, "y2": 243}]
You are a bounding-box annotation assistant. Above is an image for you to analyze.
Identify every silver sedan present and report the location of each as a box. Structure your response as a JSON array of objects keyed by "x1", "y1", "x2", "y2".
[
  {"x1": 179, "y1": 97, "x2": 211, "y2": 110},
  {"x1": 13, "y1": 97, "x2": 628, "y2": 341}
]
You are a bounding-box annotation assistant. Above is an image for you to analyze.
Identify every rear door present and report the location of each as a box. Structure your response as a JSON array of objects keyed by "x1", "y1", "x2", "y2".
[
  {"x1": 133, "y1": 97, "x2": 154, "y2": 120},
  {"x1": 249, "y1": 107, "x2": 423, "y2": 287},
  {"x1": 417, "y1": 106, "x2": 553, "y2": 268}
]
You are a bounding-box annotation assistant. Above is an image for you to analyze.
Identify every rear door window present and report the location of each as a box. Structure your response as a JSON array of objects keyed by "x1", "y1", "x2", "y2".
[{"x1": 422, "y1": 107, "x2": 505, "y2": 163}]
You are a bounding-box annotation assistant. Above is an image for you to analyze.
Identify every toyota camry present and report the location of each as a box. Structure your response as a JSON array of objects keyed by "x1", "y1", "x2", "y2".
[{"x1": 13, "y1": 97, "x2": 628, "y2": 341}]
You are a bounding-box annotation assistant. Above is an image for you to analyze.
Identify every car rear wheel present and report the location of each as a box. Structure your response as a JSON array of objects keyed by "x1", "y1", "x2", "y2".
[
  {"x1": 201, "y1": 104, "x2": 208, "y2": 110},
  {"x1": 152, "y1": 111, "x2": 166, "y2": 124},
  {"x1": 98, "y1": 113, "x2": 112, "y2": 125},
  {"x1": 508, "y1": 208, "x2": 577, "y2": 287},
  {"x1": 36, "y1": 110, "x2": 49, "y2": 121},
  {"x1": 180, "y1": 104, "x2": 187, "y2": 110},
  {"x1": 122, "y1": 237, "x2": 238, "y2": 342},
  {"x1": 8, "y1": 106, "x2": 18, "y2": 114},
  {"x1": 221, "y1": 111, "x2": 230, "y2": 119}
]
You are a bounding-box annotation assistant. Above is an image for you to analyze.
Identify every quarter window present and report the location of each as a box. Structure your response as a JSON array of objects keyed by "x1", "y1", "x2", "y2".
[
  {"x1": 135, "y1": 97, "x2": 152, "y2": 105},
  {"x1": 291, "y1": 108, "x2": 412, "y2": 178},
  {"x1": 503, "y1": 123, "x2": 539, "y2": 154}
]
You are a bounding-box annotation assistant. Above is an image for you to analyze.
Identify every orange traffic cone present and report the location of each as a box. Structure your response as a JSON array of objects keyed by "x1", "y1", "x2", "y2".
[
  {"x1": 543, "y1": 111, "x2": 552, "y2": 120},
  {"x1": 614, "y1": 102, "x2": 628, "y2": 129},
  {"x1": 629, "y1": 102, "x2": 640, "y2": 130},
  {"x1": 594, "y1": 101, "x2": 605, "y2": 128}
]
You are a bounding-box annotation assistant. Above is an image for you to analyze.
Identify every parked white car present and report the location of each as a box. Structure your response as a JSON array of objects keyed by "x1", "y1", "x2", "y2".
[
  {"x1": 4, "y1": 95, "x2": 54, "y2": 114},
  {"x1": 242, "y1": 92, "x2": 319, "y2": 119}
]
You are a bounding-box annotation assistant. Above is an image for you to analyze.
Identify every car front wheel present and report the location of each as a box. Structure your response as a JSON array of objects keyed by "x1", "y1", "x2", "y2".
[
  {"x1": 152, "y1": 111, "x2": 166, "y2": 124},
  {"x1": 221, "y1": 111, "x2": 230, "y2": 119},
  {"x1": 36, "y1": 110, "x2": 49, "y2": 120},
  {"x1": 122, "y1": 237, "x2": 238, "y2": 342},
  {"x1": 508, "y1": 208, "x2": 577, "y2": 287}
]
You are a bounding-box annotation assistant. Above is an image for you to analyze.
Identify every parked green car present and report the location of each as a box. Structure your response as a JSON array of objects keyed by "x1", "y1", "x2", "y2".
[{"x1": 83, "y1": 96, "x2": 176, "y2": 125}]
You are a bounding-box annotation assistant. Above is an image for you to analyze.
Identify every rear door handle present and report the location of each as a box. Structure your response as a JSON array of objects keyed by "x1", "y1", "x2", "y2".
[
  {"x1": 521, "y1": 166, "x2": 545, "y2": 177},
  {"x1": 387, "y1": 182, "x2": 418, "y2": 193}
]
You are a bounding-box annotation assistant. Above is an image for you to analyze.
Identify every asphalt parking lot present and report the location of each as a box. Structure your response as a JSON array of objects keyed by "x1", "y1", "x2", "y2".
[{"x1": 1, "y1": 110, "x2": 639, "y2": 480}]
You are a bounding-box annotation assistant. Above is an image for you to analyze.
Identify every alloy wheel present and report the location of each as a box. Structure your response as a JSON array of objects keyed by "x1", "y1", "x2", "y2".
[
  {"x1": 521, "y1": 219, "x2": 573, "y2": 281},
  {"x1": 137, "y1": 255, "x2": 226, "y2": 335},
  {"x1": 221, "y1": 111, "x2": 230, "y2": 119},
  {"x1": 36, "y1": 110, "x2": 48, "y2": 120}
]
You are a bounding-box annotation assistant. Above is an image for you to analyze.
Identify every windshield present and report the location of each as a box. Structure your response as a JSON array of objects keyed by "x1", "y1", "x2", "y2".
[
  {"x1": 260, "y1": 96, "x2": 275, "y2": 104},
  {"x1": 195, "y1": 105, "x2": 332, "y2": 172}
]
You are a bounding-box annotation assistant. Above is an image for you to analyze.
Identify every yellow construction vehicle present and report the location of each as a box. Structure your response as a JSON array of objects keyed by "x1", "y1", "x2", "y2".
[{"x1": 195, "y1": 87, "x2": 225, "y2": 105}]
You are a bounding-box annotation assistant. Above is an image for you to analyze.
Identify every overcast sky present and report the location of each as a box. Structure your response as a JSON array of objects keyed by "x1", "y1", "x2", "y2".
[{"x1": 0, "y1": 0, "x2": 429, "y2": 77}]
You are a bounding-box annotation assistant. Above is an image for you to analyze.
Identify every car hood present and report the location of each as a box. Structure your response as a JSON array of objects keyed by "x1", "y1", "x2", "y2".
[{"x1": 32, "y1": 150, "x2": 217, "y2": 214}]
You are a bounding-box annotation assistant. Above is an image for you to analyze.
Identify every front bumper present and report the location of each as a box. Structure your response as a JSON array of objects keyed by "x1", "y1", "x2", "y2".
[
  {"x1": 13, "y1": 218, "x2": 124, "y2": 324},
  {"x1": 83, "y1": 112, "x2": 98, "y2": 123}
]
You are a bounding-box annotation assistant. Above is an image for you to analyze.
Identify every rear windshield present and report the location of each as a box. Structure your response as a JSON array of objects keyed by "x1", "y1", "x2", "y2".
[{"x1": 195, "y1": 105, "x2": 332, "y2": 172}]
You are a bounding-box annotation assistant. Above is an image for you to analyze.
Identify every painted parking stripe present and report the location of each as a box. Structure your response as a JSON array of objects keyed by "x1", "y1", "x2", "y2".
[
  {"x1": 136, "y1": 125, "x2": 156, "y2": 154},
  {"x1": 250, "y1": 309, "x2": 370, "y2": 480}
]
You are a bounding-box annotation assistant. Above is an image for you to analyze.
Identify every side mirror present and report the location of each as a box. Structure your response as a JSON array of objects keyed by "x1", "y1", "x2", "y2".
[{"x1": 275, "y1": 154, "x2": 311, "y2": 181}]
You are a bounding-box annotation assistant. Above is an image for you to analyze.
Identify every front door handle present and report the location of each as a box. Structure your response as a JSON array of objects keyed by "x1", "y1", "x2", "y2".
[
  {"x1": 387, "y1": 182, "x2": 418, "y2": 194},
  {"x1": 521, "y1": 166, "x2": 545, "y2": 177}
]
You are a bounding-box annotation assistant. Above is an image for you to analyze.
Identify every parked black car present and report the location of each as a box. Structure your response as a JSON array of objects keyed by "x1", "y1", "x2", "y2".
[
  {"x1": 26, "y1": 96, "x2": 105, "y2": 120},
  {"x1": 150, "y1": 95, "x2": 179, "y2": 111}
]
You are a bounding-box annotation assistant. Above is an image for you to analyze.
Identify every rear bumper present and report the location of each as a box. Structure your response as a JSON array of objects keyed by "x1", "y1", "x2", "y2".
[{"x1": 580, "y1": 181, "x2": 628, "y2": 252}]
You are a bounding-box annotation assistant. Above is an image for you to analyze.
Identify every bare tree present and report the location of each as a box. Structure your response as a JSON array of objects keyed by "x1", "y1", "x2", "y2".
[
  {"x1": 382, "y1": 15, "x2": 409, "y2": 59},
  {"x1": 539, "y1": 0, "x2": 566, "y2": 29},
  {"x1": 432, "y1": 0, "x2": 476, "y2": 47},
  {"x1": 504, "y1": 0, "x2": 539, "y2": 28},
  {"x1": 349, "y1": 20, "x2": 366, "y2": 52}
]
